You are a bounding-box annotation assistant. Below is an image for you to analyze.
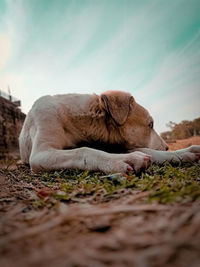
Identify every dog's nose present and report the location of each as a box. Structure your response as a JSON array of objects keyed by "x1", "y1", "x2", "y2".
[{"x1": 165, "y1": 145, "x2": 169, "y2": 151}]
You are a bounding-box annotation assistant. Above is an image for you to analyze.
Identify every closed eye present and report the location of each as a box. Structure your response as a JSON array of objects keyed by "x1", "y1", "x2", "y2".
[{"x1": 148, "y1": 121, "x2": 154, "y2": 129}]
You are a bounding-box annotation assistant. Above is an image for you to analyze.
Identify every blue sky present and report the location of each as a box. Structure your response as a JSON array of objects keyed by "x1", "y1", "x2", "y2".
[{"x1": 0, "y1": 0, "x2": 200, "y2": 133}]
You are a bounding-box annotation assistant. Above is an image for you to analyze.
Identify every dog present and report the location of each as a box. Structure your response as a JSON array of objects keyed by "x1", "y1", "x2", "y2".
[{"x1": 19, "y1": 91, "x2": 200, "y2": 173}]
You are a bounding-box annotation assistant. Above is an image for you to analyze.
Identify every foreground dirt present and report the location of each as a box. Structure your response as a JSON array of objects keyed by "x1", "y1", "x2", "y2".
[
  {"x1": 0, "y1": 166, "x2": 200, "y2": 267},
  {"x1": 1, "y1": 137, "x2": 200, "y2": 267},
  {"x1": 168, "y1": 136, "x2": 200, "y2": 150}
]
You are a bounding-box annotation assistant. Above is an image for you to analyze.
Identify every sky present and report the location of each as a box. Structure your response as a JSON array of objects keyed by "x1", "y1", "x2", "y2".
[{"x1": 0, "y1": 0, "x2": 200, "y2": 133}]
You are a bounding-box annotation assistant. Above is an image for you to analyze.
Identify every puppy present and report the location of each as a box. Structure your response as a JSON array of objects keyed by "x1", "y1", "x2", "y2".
[{"x1": 19, "y1": 91, "x2": 200, "y2": 173}]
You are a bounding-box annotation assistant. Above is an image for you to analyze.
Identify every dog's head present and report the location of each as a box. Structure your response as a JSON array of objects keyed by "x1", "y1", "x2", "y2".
[{"x1": 100, "y1": 90, "x2": 168, "y2": 151}]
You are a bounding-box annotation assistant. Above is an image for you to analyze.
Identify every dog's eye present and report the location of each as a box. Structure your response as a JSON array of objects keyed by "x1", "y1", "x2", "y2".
[{"x1": 148, "y1": 121, "x2": 153, "y2": 129}]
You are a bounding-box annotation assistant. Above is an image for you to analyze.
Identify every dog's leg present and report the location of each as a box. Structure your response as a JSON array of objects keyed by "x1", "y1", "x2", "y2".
[
  {"x1": 131, "y1": 145, "x2": 200, "y2": 164},
  {"x1": 30, "y1": 147, "x2": 151, "y2": 173}
]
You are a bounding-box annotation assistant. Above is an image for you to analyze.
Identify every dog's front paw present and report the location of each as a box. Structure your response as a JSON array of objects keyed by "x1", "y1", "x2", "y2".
[
  {"x1": 186, "y1": 145, "x2": 200, "y2": 154},
  {"x1": 175, "y1": 145, "x2": 200, "y2": 162},
  {"x1": 108, "y1": 152, "x2": 151, "y2": 173}
]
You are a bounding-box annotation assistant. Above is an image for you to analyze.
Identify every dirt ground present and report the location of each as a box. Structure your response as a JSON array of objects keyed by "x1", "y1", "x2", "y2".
[
  {"x1": 168, "y1": 136, "x2": 200, "y2": 151},
  {"x1": 0, "y1": 137, "x2": 200, "y2": 267}
]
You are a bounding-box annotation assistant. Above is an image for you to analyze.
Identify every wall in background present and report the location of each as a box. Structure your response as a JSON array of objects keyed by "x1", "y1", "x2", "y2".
[{"x1": 0, "y1": 96, "x2": 25, "y2": 159}]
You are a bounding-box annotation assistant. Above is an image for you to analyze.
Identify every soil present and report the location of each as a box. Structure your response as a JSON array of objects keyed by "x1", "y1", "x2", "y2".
[
  {"x1": 1, "y1": 138, "x2": 200, "y2": 267},
  {"x1": 168, "y1": 136, "x2": 200, "y2": 150}
]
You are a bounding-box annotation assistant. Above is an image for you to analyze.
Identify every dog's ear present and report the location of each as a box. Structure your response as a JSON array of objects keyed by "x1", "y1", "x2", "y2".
[{"x1": 100, "y1": 91, "x2": 134, "y2": 125}]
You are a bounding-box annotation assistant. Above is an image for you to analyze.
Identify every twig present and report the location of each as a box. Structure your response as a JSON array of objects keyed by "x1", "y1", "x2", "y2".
[{"x1": 1, "y1": 204, "x2": 169, "y2": 245}]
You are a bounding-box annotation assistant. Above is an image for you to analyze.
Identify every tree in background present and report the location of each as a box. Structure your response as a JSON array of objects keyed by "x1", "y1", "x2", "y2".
[
  {"x1": 166, "y1": 121, "x2": 176, "y2": 130},
  {"x1": 161, "y1": 117, "x2": 200, "y2": 141},
  {"x1": 193, "y1": 118, "x2": 200, "y2": 136}
]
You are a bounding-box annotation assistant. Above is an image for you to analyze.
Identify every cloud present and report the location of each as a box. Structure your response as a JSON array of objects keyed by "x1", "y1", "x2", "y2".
[
  {"x1": 0, "y1": 0, "x2": 199, "y2": 134},
  {"x1": 0, "y1": 33, "x2": 12, "y2": 71},
  {"x1": 150, "y1": 84, "x2": 200, "y2": 133},
  {"x1": 134, "y1": 32, "x2": 200, "y2": 110},
  {"x1": 0, "y1": 0, "x2": 108, "y2": 111}
]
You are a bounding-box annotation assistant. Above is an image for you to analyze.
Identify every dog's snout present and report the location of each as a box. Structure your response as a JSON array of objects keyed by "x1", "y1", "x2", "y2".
[{"x1": 165, "y1": 145, "x2": 169, "y2": 151}]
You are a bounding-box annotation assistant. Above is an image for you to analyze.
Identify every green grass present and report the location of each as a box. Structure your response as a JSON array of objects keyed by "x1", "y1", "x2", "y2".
[{"x1": 2, "y1": 162, "x2": 200, "y2": 206}]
